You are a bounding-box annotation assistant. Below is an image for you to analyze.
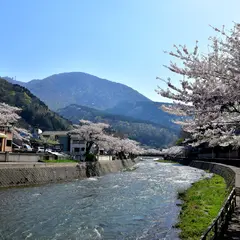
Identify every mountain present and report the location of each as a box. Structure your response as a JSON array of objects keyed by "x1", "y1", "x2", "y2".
[
  {"x1": 3, "y1": 72, "x2": 150, "y2": 110},
  {"x1": 2, "y1": 72, "x2": 179, "y2": 135},
  {"x1": 1, "y1": 77, "x2": 25, "y2": 86},
  {"x1": 58, "y1": 104, "x2": 178, "y2": 148},
  {"x1": 106, "y1": 101, "x2": 179, "y2": 130},
  {"x1": 0, "y1": 78, "x2": 71, "y2": 131}
]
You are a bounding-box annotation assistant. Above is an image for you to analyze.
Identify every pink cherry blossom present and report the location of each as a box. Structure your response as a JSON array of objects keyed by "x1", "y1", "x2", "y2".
[{"x1": 157, "y1": 23, "x2": 240, "y2": 147}]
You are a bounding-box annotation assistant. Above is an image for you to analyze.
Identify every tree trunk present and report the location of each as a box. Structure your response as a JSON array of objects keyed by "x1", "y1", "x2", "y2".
[{"x1": 86, "y1": 141, "x2": 93, "y2": 155}]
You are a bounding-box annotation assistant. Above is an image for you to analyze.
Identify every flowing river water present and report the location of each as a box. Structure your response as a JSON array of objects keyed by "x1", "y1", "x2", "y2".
[{"x1": 0, "y1": 159, "x2": 210, "y2": 240}]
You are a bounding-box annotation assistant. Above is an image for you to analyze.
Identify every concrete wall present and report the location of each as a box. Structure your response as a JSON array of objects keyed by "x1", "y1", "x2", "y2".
[
  {"x1": 0, "y1": 153, "x2": 5, "y2": 161},
  {"x1": 0, "y1": 158, "x2": 138, "y2": 188},
  {"x1": 0, "y1": 153, "x2": 40, "y2": 162},
  {"x1": 190, "y1": 161, "x2": 240, "y2": 196},
  {"x1": 97, "y1": 155, "x2": 112, "y2": 161}
]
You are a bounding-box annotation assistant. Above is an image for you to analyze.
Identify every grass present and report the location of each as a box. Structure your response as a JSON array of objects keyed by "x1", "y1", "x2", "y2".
[
  {"x1": 176, "y1": 174, "x2": 228, "y2": 240},
  {"x1": 42, "y1": 159, "x2": 78, "y2": 163},
  {"x1": 155, "y1": 159, "x2": 178, "y2": 164}
]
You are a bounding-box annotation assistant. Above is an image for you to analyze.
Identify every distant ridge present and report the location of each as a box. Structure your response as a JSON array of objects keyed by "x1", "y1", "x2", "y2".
[{"x1": 58, "y1": 104, "x2": 178, "y2": 147}]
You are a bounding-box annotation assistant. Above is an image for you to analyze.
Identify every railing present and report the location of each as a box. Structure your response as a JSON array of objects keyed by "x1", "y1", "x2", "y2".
[
  {"x1": 168, "y1": 157, "x2": 240, "y2": 167},
  {"x1": 201, "y1": 187, "x2": 237, "y2": 240}
]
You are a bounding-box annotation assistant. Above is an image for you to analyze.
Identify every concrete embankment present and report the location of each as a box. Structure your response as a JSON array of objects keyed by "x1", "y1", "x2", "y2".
[
  {"x1": 189, "y1": 161, "x2": 240, "y2": 238},
  {"x1": 0, "y1": 158, "x2": 139, "y2": 188},
  {"x1": 190, "y1": 161, "x2": 240, "y2": 196}
]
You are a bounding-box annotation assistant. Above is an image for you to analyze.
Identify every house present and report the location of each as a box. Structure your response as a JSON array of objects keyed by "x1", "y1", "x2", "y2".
[
  {"x1": 41, "y1": 131, "x2": 113, "y2": 161},
  {"x1": 41, "y1": 131, "x2": 87, "y2": 159},
  {"x1": 32, "y1": 128, "x2": 43, "y2": 139},
  {"x1": 0, "y1": 126, "x2": 13, "y2": 152},
  {"x1": 69, "y1": 135, "x2": 86, "y2": 160},
  {"x1": 41, "y1": 131, "x2": 70, "y2": 152}
]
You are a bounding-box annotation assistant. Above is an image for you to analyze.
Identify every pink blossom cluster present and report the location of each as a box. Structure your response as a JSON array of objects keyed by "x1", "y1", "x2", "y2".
[
  {"x1": 69, "y1": 119, "x2": 158, "y2": 156},
  {"x1": 0, "y1": 102, "x2": 31, "y2": 141},
  {"x1": 0, "y1": 103, "x2": 21, "y2": 125},
  {"x1": 157, "y1": 23, "x2": 240, "y2": 147}
]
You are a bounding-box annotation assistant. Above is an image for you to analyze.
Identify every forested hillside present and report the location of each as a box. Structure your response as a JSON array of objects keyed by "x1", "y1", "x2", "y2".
[
  {"x1": 58, "y1": 104, "x2": 178, "y2": 147},
  {"x1": 0, "y1": 78, "x2": 71, "y2": 131}
]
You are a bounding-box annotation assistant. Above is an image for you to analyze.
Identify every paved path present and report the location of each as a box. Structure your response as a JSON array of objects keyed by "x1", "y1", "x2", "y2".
[
  {"x1": 222, "y1": 165, "x2": 240, "y2": 239},
  {"x1": 223, "y1": 197, "x2": 240, "y2": 239}
]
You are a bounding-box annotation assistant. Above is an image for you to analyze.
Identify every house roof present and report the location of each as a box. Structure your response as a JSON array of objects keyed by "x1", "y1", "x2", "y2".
[{"x1": 42, "y1": 131, "x2": 69, "y2": 136}]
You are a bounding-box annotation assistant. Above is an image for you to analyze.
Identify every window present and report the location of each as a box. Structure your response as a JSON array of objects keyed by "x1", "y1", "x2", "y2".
[
  {"x1": 74, "y1": 148, "x2": 80, "y2": 153},
  {"x1": 6, "y1": 140, "x2": 12, "y2": 147},
  {"x1": 81, "y1": 147, "x2": 85, "y2": 152}
]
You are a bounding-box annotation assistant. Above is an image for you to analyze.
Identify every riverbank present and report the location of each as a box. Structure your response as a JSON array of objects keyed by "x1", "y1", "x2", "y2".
[
  {"x1": 0, "y1": 158, "x2": 139, "y2": 188},
  {"x1": 176, "y1": 174, "x2": 228, "y2": 240}
]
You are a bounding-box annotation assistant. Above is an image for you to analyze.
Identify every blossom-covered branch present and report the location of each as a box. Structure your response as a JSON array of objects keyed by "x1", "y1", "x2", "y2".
[
  {"x1": 0, "y1": 102, "x2": 31, "y2": 141},
  {"x1": 0, "y1": 103, "x2": 21, "y2": 125},
  {"x1": 69, "y1": 119, "x2": 151, "y2": 159},
  {"x1": 157, "y1": 23, "x2": 240, "y2": 147}
]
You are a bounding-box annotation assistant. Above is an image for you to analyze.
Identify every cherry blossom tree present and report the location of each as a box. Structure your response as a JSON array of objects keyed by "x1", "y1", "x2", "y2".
[
  {"x1": 160, "y1": 146, "x2": 185, "y2": 158},
  {"x1": 0, "y1": 103, "x2": 21, "y2": 125},
  {"x1": 119, "y1": 138, "x2": 144, "y2": 158},
  {"x1": 97, "y1": 135, "x2": 121, "y2": 154},
  {"x1": 156, "y1": 23, "x2": 240, "y2": 147},
  {"x1": 143, "y1": 148, "x2": 162, "y2": 155},
  {"x1": 69, "y1": 120, "x2": 111, "y2": 159},
  {"x1": 98, "y1": 135, "x2": 145, "y2": 159},
  {"x1": 69, "y1": 120, "x2": 145, "y2": 160},
  {"x1": 0, "y1": 102, "x2": 31, "y2": 141}
]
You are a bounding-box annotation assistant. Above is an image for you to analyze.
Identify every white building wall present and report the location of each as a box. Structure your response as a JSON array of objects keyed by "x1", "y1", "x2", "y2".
[{"x1": 97, "y1": 155, "x2": 113, "y2": 161}]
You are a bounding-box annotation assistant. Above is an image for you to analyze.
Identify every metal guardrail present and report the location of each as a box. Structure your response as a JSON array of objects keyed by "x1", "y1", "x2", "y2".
[{"x1": 200, "y1": 187, "x2": 237, "y2": 240}]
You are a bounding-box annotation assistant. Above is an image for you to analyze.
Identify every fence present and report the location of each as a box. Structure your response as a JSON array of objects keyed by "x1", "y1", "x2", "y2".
[
  {"x1": 170, "y1": 157, "x2": 240, "y2": 167},
  {"x1": 201, "y1": 188, "x2": 237, "y2": 240}
]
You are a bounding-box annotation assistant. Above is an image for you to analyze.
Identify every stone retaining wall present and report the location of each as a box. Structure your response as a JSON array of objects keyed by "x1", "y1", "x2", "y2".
[
  {"x1": 190, "y1": 161, "x2": 240, "y2": 196},
  {"x1": 0, "y1": 158, "x2": 138, "y2": 188}
]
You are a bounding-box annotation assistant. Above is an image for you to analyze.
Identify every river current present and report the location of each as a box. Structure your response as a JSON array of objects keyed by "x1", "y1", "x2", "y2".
[{"x1": 0, "y1": 159, "x2": 210, "y2": 240}]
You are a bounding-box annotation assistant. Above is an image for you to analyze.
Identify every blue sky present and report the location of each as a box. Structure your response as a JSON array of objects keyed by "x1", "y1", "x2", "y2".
[{"x1": 1, "y1": 0, "x2": 240, "y2": 101}]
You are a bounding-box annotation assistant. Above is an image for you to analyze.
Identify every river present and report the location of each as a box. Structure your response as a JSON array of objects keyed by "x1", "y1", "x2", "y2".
[{"x1": 0, "y1": 159, "x2": 210, "y2": 240}]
